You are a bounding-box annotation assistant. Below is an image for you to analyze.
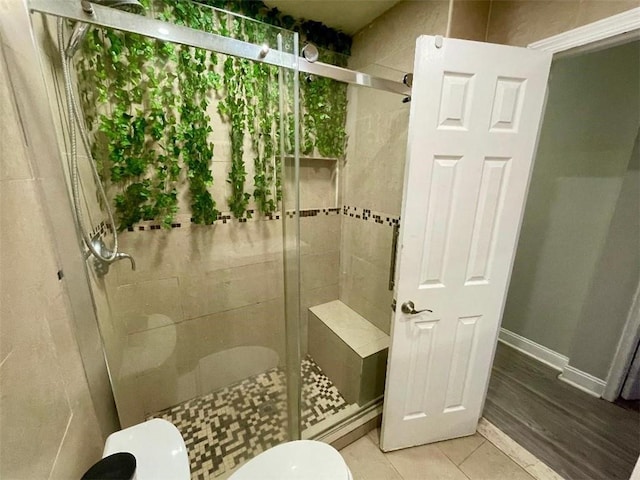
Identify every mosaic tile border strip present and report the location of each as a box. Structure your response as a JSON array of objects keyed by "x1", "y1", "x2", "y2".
[
  {"x1": 89, "y1": 220, "x2": 112, "y2": 239},
  {"x1": 286, "y1": 207, "x2": 342, "y2": 219},
  {"x1": 123, "y1": 207, "x2": 342, "y2": 231},
  {"x1": 343, "y1": 205, "x2": 400, "y2": 227},
  {"x1": 91, "y1": 204, "x2": 399, "y2": 234}
]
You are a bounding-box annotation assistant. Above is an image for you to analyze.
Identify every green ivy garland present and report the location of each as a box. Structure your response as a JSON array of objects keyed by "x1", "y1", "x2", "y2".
[
  {"x1": 76, "y1": 0, "x2": 349, "y2": 229},
  {"x1": 221, "y1": 54, "x2": 251, "y2": 218},
  {"x1": 170, "y1": 0, "x2": 223, "y2": 224},
  {"x1": 302, "y1": 76, "x2": 348, "y2": 158},
  {"x1": 244, "y1": 19, "x2": 279, "y2": 215},
  {"x1": 80, "y1": 24, "x2": 182, "y2": 230},
  {"x1": 252, "y1": 61, "x2": 279, "y2": 213},
  {"x1": 196, "y1": 0, "x2": 352, "y2": 56}
]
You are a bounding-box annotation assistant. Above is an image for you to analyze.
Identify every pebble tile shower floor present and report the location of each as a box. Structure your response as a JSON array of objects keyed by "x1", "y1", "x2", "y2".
[{"x1": 149, "y1": 355, "x2": 350, "y2": 479}]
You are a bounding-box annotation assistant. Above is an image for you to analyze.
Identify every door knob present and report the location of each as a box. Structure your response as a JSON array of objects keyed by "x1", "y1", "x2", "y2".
[{"x1": 401, "y1": 301, "x2": 432, "y2": 315}]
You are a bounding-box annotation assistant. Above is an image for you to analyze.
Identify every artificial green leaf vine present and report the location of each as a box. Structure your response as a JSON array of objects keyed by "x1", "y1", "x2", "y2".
[
  {"x1": 196, "y1": 0, "x2": 352, "y2": 56},
  {"x1": 78, "y1": 24, "x2": 182, "y2": 230},
  {"x1": 300, "y1": 49, "x2": 348, "y2": 158},
  {"x1": 171, "y1": 0, "x2": 232, "y2": 224},
  {"x1": 75, "y1": 0, "x2": 349, "y2": 229},
  {"x1": 251, "y1": 61, "x2": 279, "y2": 214},
  {"x1": 220, "y1": 54, "x2": 251, "y2": 218}
]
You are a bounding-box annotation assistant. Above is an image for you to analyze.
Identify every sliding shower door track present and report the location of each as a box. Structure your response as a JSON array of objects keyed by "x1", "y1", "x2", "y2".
[{"x1": 29, "y1": 0, "x2": 411, "y2": 96}]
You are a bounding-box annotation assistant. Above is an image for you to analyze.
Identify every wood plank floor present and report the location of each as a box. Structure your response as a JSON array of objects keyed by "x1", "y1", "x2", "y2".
[{"x1": 484, "y1": 343, "x2": 640, "y2": 480}]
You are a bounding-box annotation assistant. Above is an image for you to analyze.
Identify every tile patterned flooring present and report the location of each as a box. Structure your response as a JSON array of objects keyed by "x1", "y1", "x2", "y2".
[
  {"x1": 148, "y1": 353, "x2": 566, "y2": 480},
  {"x1": 150, "y1": 356, "x2": 350, "y2": 479},
  {"x1": 342, "y1": 422, "x2": 564, "y2": 480}
]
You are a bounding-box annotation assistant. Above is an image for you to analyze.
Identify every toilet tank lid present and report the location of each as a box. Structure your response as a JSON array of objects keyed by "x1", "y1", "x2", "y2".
[
  {"x1": 230, "y1": 440, "x2": 350, "y2": 480},
  {"x1": 104, "y1": 419, "x2": 190, "y2": 480}
]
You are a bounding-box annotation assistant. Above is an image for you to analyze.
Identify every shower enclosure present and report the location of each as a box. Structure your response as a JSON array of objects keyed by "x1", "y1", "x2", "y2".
[{"x1": 28, "y1": 0, "x2": 411, "y2": 477}]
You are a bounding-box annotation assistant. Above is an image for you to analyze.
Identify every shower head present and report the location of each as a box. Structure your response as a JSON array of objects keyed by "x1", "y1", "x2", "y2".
[{"x1": 65, "y1": 0, "x2": 145, "y2": 58}]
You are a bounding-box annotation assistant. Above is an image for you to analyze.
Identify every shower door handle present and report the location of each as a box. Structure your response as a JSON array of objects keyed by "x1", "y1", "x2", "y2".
[{"x1": 388, "y1": 224, "x2": 400, "y2": 291}]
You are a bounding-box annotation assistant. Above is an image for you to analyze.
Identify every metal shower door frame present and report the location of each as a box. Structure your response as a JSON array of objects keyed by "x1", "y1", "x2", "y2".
[{"x1": 28, "y1": 0, "x2": 411, "y2": 96}]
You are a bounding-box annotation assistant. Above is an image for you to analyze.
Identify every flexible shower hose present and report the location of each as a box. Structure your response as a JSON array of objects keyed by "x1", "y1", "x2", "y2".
[{"x1": 57, "y1": 18, "x2": 118, "y2": 264}]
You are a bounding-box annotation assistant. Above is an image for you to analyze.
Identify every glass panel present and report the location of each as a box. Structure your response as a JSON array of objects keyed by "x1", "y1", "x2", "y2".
[
  {"x1": 298, "y1": 63, "x2": 410, "y2": 439},
  {"x1": 31, "y1": 0, "x2": 412, "y2": 465},
  {"x1": 31, "y1": 3, "x2": 299, "y2": 477},
  {"x1": 280, "y1": 33, "x2": 302, "y2": 440}
]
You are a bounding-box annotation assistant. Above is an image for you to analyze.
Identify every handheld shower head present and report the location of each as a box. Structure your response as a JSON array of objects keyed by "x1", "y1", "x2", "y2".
[
  {"x1": 57, "y1": 1, "x2": 143, "y2": 273},
  {"x1": 65, "y1": 0, "x2": 145, "y2": 58},
  {"x1": 91, "y1": 0, "x2": 145, "y2": 12}
]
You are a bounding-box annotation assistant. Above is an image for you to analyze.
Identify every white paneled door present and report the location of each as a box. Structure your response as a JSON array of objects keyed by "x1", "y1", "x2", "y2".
[{"x1": 380, "y1": 36, "x2": 551, "y2": 451}]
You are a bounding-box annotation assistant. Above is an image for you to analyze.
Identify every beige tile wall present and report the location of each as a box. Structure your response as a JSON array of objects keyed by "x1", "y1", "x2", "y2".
[
  {"x1": 340, "y1": 217, "x2": 395, "y2": 334},
  {"x1": 343, "y1": 81, "x2": 409, "y2": 217},
  {"x1": 299, "y1": 213, "x2": 342, "y2": 352},
  {"x1": 450, "y1": 1, "x2": 491, "y2": 41},
  {"x1": 89, "y1": 268, "x2": 127, "y2": 397},
  {"x1": 27, "y1": 11, "x2": 146, "y2": 429},
  {"x1": 349, "y1": 0, "x2": 450, "y2": 72},
  {"x1": 104, "y1": 211, "x2": 340, "y2": 425},
  {"x1": 0, "y1": 29, "x2": 104, "y2": 480},
  {"x1": 31, "y1": 14, "x2": 107, "y2": 231},
  {"x1": 340, "y1": 0, "x2": 451, "y2": 334}
]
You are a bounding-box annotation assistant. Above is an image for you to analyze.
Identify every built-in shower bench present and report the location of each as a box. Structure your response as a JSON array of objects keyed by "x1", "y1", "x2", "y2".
[{"x1": 308, "y1": 300, "x2": 389, "y2": 406}]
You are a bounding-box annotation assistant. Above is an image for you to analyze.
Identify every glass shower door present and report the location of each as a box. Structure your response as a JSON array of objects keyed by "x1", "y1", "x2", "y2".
[
  {"x1": 29, "y1": 0, "x2": 414, "y2": 470},
  {"x1": 297, "y1": 63, "x2": 411, "y2": 441},
  {"x1": 30, "y1": 2, "x2": 302, "y2": 477}
]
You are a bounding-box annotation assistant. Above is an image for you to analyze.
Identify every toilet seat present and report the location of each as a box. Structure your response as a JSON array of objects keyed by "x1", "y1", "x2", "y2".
[
  {"x1": 102, "y1": 421, "x2": 353, "y2": 480},
  {"x1": 229, "y1": 440, "x2": 353, "y2": 480},
  {"x1": 103, "y1": 419, "x2": 190, "y2": 480}
]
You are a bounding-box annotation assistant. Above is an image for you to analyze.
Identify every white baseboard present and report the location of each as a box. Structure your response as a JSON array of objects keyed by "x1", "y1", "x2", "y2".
[
  {"x1": 559, "y1": 365, "x2": 606, "y2": 398},
  {"x1": 498, "y1": 328, "x2": 569, "y2": 372},
  {"x1": 498, "y1": 328, "x2": 607, "y2": 398}
]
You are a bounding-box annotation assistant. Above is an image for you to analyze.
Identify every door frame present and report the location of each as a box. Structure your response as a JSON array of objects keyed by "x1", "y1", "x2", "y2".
[
  {"x1": 526, "y1": 6, "x2": 640, "y2": 399},
  {"x1": 602, "y1": 282, "x2": 640, "y2": 401},
  {"x1": 528, "y1": 7, "x2": 640, "y2": 56},
  {"x1": 512, "y1": 10, "x2": 640, "y2": 472}
]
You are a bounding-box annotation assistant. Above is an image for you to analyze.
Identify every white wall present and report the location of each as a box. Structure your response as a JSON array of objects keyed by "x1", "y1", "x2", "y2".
[
  {"x1": 569, "y1": 130, "x2": 639, "y2": 380},
  {"x1": 502, "y1": 41, "x2": 640, "y2": 364}
]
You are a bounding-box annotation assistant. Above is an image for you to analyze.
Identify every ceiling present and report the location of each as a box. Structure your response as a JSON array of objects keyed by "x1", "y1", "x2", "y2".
[{"x1": 263, "y1": 0, "x2": 402, "y2": 35}]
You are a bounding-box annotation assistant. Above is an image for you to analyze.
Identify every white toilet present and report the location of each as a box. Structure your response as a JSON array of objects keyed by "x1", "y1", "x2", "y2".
[
  {"x1": 102, "y1": 419, "x2": 190, "y2": 479},
  {"x1": 102, "y1": 419, "x2": 353, "y2": 480},
  {"x1": 229, "y1": 440, "x2": 353, "y2": 480}
]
